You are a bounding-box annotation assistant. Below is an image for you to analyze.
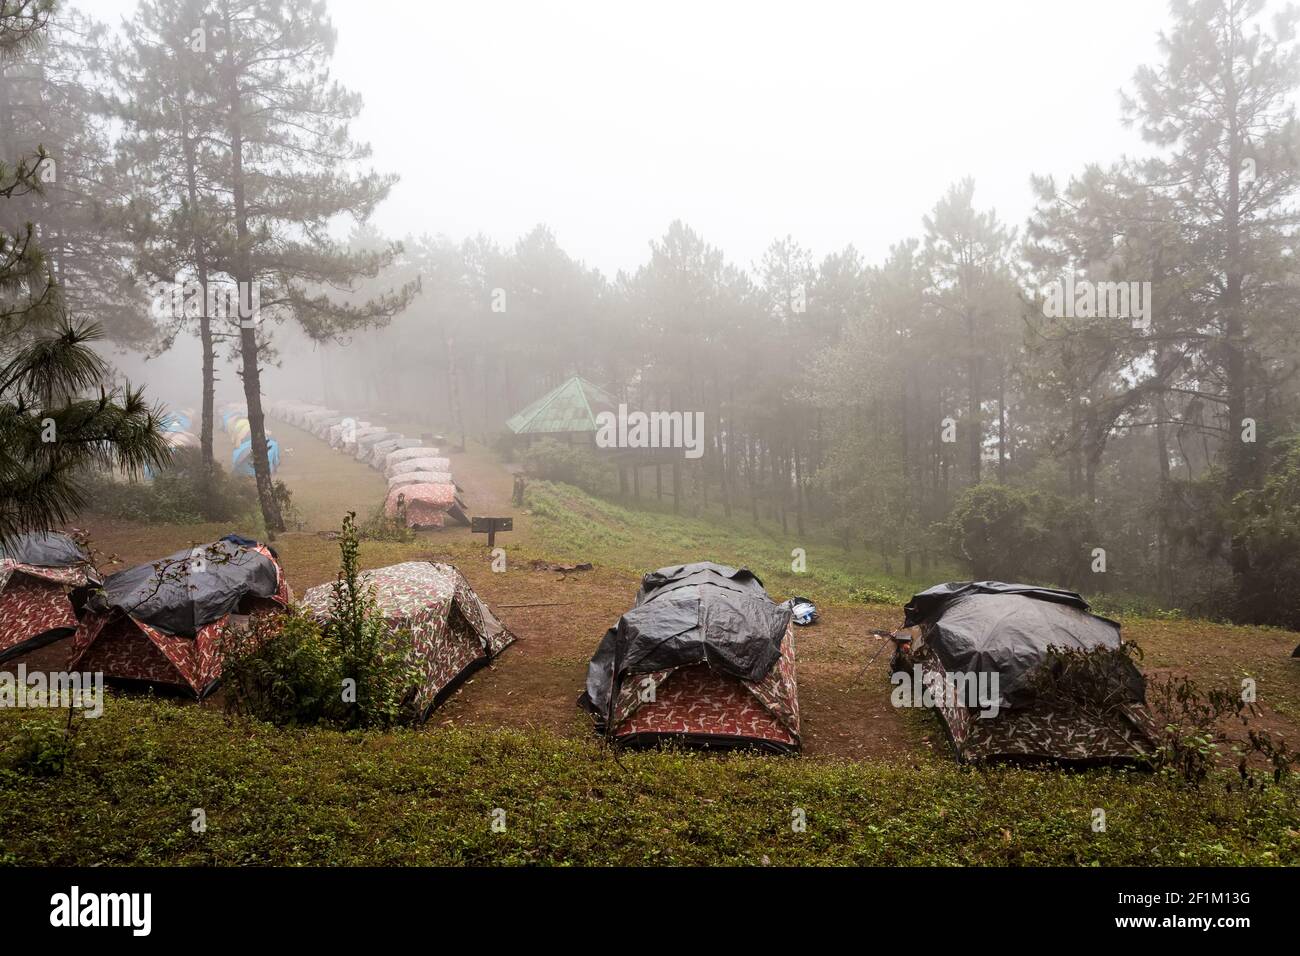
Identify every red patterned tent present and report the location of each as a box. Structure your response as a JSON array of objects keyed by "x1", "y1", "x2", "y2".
[
  {"x1": 387, "y1": 471, "x2": 452, "y2": 491},
  {"x1": 580, "y1": 562, "x2": 801, "y2": 754},
  {"x1": 68, "y1": 537, "x2": 290, "y2": 697},
  {"x1": 385, "y1": 483, "x2": 457, "y2": 528},
  {"x1": 0, "y1": 532, "x2": 101, "y2": 663},
  {"x1": 301, "y1": 561, "x2": 515, "y2": 719}
]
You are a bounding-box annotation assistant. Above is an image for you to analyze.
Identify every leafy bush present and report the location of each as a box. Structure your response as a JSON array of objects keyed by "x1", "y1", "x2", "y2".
[
  {"x1": 1144, "y1": 673, "x2": 1298, "y2": 787},
  {"x1": 940, "y1": 483, "x2": 1094, "y2": 585},
  {"x1": 850, "y1": 583, "x2": 907, "y2": 606},
  {"x1": 325, "y1": 512, "x2": 418, "y2": 728},
  {"x1": 1244, "y1": 729, "x2": 1300, "y2": 786},
  {"x1": 2, "y1": 717, "x2": 79, "y2": 776},
  {"x1": 1226, "y1": 435, "x2": 1300, "y2": 629},
  {"x1": 223, "y1": 513, "x2": 418, "y2": 729},
  {"x1": 1147, "y1": 673, "x2": 1249, "y2": 786},
  {"x1": 222, "y1": 610, "x2": 341, "y2": 726},
  {"x1": 358, "y1": 499, "x2": 414, "y2": 542},
  {"x1": 1027, "y1": 647, "x2": 1297, "y2": 787},
  {"x1": 520, "y1": 438, "x2": 617, "y2": 496},
  {"x1": 1028, "y1": 642, "x2": 1147, "y2": 723},
  {"x1": 82, "y1": 447, "x2": 258, "y2": 524},
  {"x1": 272, "y1": 480, "x2": 303, "y2": 532}
]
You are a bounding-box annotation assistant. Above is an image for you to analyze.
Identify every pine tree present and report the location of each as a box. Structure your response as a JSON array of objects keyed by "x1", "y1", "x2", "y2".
[
  {"x1": 1, "y1": 1, "x2": 169, "y2": 542},
  {"x1": 111, "y1": 0, "x2": 229, "y2": 467},
  {"x1": 1124, "y1": 0, "x2": 1300, "y2": 577},
  {"x1": 188, "y1": 0, "x2": 416, "y2": 531}
]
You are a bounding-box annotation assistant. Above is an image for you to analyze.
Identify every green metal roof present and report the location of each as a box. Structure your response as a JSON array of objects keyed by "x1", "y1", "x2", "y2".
[{"x1": 506, "y1": 376, "x2": 617, "y2": 435}]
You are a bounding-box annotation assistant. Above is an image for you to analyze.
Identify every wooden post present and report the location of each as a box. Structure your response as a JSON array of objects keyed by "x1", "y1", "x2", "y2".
[{"x1": 472, "y1": 516, "x2": 513, "y2": 549}]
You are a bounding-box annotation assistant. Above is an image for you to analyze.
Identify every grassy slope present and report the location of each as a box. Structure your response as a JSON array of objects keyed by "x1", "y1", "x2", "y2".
[
  {"x1": 3, "y1": 436, "x2": 1299, "y2": 866},
  {"x1": 523, "y1": 480, "x2": 929, "y2": 604}
]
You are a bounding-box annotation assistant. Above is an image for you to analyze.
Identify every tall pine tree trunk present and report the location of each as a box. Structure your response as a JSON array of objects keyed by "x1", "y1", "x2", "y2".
[
  {"x1": 967, "y1": 309, "x2": 981, "y2": 484},
  {"x1": 180, "y1": 104, "x2": 215, "y2": 469},
  {"x1": 997, "y1": 363, "x2": 1007, "y2": 483},
  {"x1": 225, "y1": 47, "x2": 282, "y2": 532},
  {"x1": 1224, "y1": 98, "x2": 1252, "y2": 578}
]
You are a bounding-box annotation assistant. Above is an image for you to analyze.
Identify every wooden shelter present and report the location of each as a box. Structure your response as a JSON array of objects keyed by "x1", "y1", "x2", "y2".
[{"x1": 505, "y1": 376, "x2": 616, "y2": 446}]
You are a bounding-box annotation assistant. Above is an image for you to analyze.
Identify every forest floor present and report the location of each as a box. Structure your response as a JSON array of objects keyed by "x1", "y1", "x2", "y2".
[{"x1": 2, "y1": 416, "x2": 1299, "y2": 865}]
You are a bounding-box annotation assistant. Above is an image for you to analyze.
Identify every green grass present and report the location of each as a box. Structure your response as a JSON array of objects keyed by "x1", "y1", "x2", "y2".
[
  {"x1": 524, "y1": 480, "x2": 939, "y2": 605},
  {"x1": 1, "y1": 697, "x2": 1297, "y2": 866}
]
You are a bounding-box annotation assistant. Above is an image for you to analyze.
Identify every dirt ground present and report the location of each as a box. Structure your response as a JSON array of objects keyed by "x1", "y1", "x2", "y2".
[
  {"x1": 434, "y1": 564, "x2": 918, "y2": 758},
  {"x1": 8, "y1": 414, "x2": 1299, "y2": 762}
]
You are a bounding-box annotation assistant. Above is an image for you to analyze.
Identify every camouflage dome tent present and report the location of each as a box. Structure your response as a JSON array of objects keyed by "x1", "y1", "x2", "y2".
[
  {"x1": 302, "y1": 561, "x2": 515, "y2": 719},
  {"x1": 388, "y1": 471, "x2": 453, "y2": 492},
  {"x1": 893, "y1": 581, "x2": 1158, "y2": 763},
  {"x1": 384, "y1": 484, "x2": 469, "y2": 529},
  {"x1": 580, "y1": 562, "x2": 801, "y2": 754},
  {"x1": 69, "y1": 536, "x2": 290, "y2": 697},
  {"x1": 0, "y1": 532, "x2": 101, "y2": 663}
]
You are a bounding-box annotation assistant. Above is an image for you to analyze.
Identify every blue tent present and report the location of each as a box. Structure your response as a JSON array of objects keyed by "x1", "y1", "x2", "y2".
[
  {"x1": 162, "y1": 412, "x2": 192, "y2": 433},
  {"x1": 232, "y1": 436, "x2": 280, "y2": 476}
]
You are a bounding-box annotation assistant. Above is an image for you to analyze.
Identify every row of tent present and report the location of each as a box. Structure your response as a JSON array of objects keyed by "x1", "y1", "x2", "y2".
[
  {"x1": 0, "y1": 532, "x2": 511, "y2": 711},
  {"x1": 577, "y1": 564, "x2": 1163, "y2": 762},
  {"x1": 217, "y1": 403, "x2": 282, "y2": 476},
  {"x1": 2, "y1": 528, "x2": 1182, "y2": 763},
  {"x1": 265, "y1": 399, "x2": 467, "y2": 528}
]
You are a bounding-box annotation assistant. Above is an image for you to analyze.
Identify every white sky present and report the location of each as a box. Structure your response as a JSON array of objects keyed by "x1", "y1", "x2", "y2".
[{"x1": 89, "y1": 0, "x2": 1174, "y2": 278}]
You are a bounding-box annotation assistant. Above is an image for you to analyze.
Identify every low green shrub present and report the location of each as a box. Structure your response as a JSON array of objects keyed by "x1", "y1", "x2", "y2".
[
  {"x1": 222, "y1": 610, "x2": 341, "y2": 726},
  {"x1": 224, "y1": 513, "x2": 418, "y2": 730},
  {"x1": 358, "y1": 499, "x2": 415, "y2": 542},
  {"x1": 327, "y1": 512, "x2": 418, "y2": 728},
  {"x1": 1, "y1": 717, "x2": 79, "y2": 777},
  {"x1": 851, "y1": 583, "x2": 908, "y2": 606},
  {"x1": 82, "y1": 447, "x2": 258, "y2": 524},
  {"x1": 520, "y1": 438, "x2": 617, "y2": 497}
]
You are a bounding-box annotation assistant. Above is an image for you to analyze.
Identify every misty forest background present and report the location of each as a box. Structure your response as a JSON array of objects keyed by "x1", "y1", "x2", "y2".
[{"x1": 5, "y1": 0, "x2": 1300, "y2": 629}]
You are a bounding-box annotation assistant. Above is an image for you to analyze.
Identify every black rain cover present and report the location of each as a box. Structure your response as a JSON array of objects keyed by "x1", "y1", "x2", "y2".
[
  {"x1": 901, "y1": 581, "x2": 1143, "y2": 709},
  {"x1": 72, "y1": 537, "x2": 280, "y2": 637},
  {"x1": 579, "y1": 561, "x2": 792, "y2": 724},
  {"x1": 0, "y1": 531, "x2": 94, "y2": 572}
]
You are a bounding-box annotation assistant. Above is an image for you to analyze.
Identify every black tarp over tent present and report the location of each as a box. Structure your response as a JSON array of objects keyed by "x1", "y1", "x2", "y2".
[
  {"x1": 0, "y1": 531, "x2": 93, "y2": 568},
  {"x1": 902, "y1": 581, "x2": 1146, "y2": 709},
  {"x1": 0, "y1": 531, "x2": 101, "y2": 662},
  {"x1": 896, "y1": 581, "x2": 1156, "y2": 762},
  {"x1": 71, "y1": 536, "x2": 281, "y2": 638},
  {"x1": 580, "y1": 562, "x2": 792, "y2": 724},
  {"x1": 579, "y1": 562, "x2": 802, "y2": 753},
  {"x1": 67, "y1": 535, "x2": 289, "y2": 697}
]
